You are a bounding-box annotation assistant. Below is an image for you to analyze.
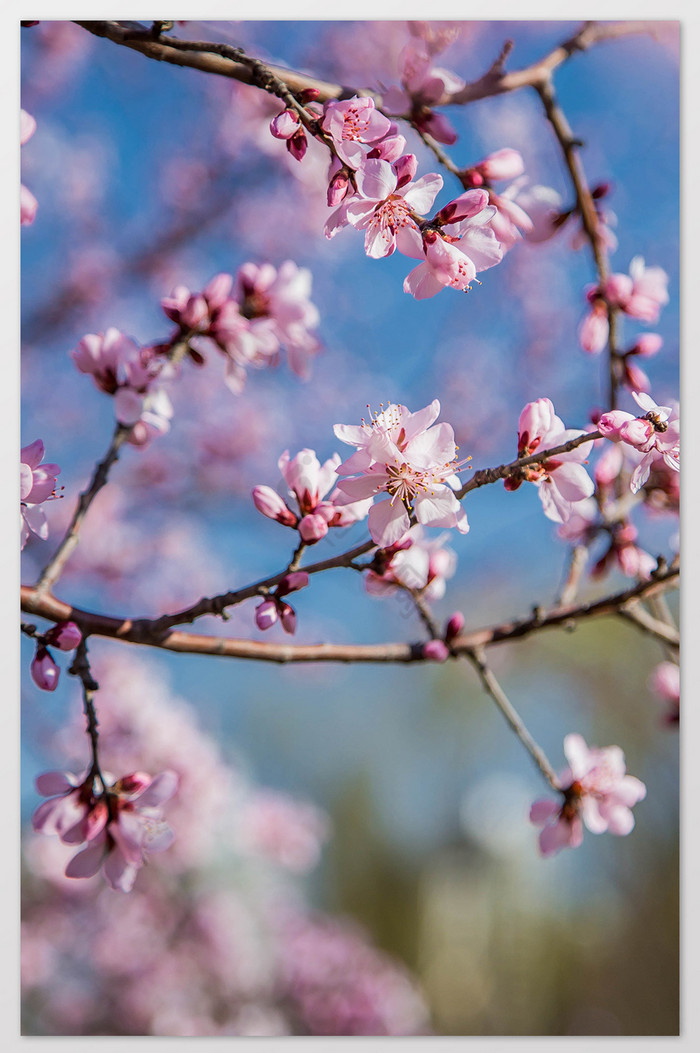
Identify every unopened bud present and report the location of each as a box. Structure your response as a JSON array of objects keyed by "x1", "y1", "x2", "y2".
[
  {"x1": 30, "y1": 646, "x2": 59, "y2": 691},
  {"x1": 422, "y1": 639, "x2": 450, "y2": 662},
  {"x1": 45, "y1": 621, "x2": 82, "y2": 651},
  {"x1": 444, "y1": 611, "x2": 465, "y2": 643},
  {"x1": 252, "y1": 486, "x2": 298, "y2": 527}
]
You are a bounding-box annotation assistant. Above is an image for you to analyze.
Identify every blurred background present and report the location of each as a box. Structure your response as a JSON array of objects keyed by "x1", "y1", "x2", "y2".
[{"x1": 20, "y1": 20, "x2": 679, "y2": 1036}]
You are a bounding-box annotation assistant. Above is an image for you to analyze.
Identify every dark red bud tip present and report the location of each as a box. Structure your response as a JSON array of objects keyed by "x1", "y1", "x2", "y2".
[
  {"x1": 591, "y1": 182, "x2": 611, "y2": 200},
  {"x1": 299, "y1": 88, "x2": 320, "y2": 104}
]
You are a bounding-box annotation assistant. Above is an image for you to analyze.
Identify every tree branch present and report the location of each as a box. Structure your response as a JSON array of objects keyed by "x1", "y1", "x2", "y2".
[{"x1": 20, "y1": 563, "x2": 678, "y2": 665}]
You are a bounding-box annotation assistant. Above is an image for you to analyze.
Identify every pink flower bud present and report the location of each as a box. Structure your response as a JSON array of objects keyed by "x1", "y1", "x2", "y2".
[
  {"x1": 422, "y1": 639, "x2": 450, "y2": 662},
  {"x1": 393, "y1": 153, "x2": 418, "y2": 189},
  {"x1": 444, "y1": 611, "x2": 465, "y2": 642},
  {"x1": 631, "y1": 333, "x2": 663, "y2": 358},
  {"x1": 298, "y1": 513, "x2": 329, "y2": 543},
  {"x1": 298, "y1": 88, "x2": 320, "y2": 104},
  {"x1": 579, "y1": 303, "x2": 609, "y2": 354},
  {"x1": 436, "y1": 188, "x2": 489, "y2": 225},
  {"x1": 622, "y1": 359, "x2": 651, "y2": 394},
  {"x1": 594, "y1": 444, "x2": 623, "y2": 486},
  {"x1": 287, "y1": 128, "x2": 308, "y2": 162},
  {"x1": 327, "y1": 167, "x2": 350, "y2": 207},
  {"x1": 252, "y1": 486, "x2": 298, "y2": 527},
  {"x1": 619, "y1": 418, "x2": 654, "y2": 448},
  {"x1": 279, "y1": 601, "x2": 297, "y2": 635},
  {"x1": 597, "y1": 410, "x2": 636, "y2": 440},
  {"x1": 45, "y1": 621, "x2": 82, "y2": 651},
  {"x1": 477, "y1": 148, "x2": 524, "y2": 182},
  {"x1": 30, "y1": 647, "x2": 59, "y2": 691},
  {"x1": 202, "y1": 272, "x2": 233, "y2": 310},
  {"x1": 419, "y1": 110, "x2": 457, "y2": 145},
  {"x1": 255, "y1": 599, "x2": 278, "y2": 632},
  {"x1": 180, "y1": 294, "x2": 208, "y2": 329},
  {"x1": 277, "y1": 572, "x2": 309, "y2": 596},
  {"x1": 270, "y1": 109, "x2": 299, "y2": 140}
]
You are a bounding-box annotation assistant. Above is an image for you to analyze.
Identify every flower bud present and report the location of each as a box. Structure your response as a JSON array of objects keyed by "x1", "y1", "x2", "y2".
[
  {"x1": 270, "y1": 109, "x2": 299, "y2": 140},
  {"x1": 279, "y1": 601, "x2": 297, "y2": 635},
  {"x1": 422, "y1": 639, "x2": 450, "y2": 662},
  {"x1": 45, "y1": 621, "x2": 82, "y2": 651},
  {"x1": 31, "y1": 646, "x2": 59, "y2": 691},
  {"x1": 327, "y1": 167, "x2": 350, "y2": 207},
  {"x1": 298, "y1": 513, "x2": 329, "y2": 543},
  {"x1": 202, "y1": 272, "x2": 234, "y2": 310},
  {"x1": 444, "y1": 611, "x2": 465, "y2": 643},
  {"x1": 287, "y1": 128, "x2": 308, "y2": 162},
  {"x1": 255, "y1": 599, "x2": 278, "y2": 632},
  {"x1": 277, "y1": 571, "x2": 309, "y2": 596},
  {"x1": 477, "y1": 148, "x2": 524, "y2": 182},
  {"x1": 252, "y1": 486, "x2": 298, "y2": 527}
]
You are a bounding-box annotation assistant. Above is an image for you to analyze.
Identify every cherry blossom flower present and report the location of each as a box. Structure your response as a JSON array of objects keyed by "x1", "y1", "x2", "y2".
[
  {"x1": 620, "y1": 334, "x2": 663, "y2": 394},
  {"x1": 504, "y1": 398, "x2": 594, "y2": 523},
  {"x1": 382, "y1": 42, "x2": 464, "y2": 144},
  {"x1": 364, "y1": 525, "x2": 456, "y2": 600},
  {"x1": 21, "y1": 109, "x2": 38, "y2": 225},
  {"x1": 648, "y1": 661, "x2": 679, "y2": 725},
  {"x1": 402, "y1": 189, "x2": 502, "y2": 299},
  {"x1": 325, "y1": 156, "x2": 442, "y2": 259},
  {"x1": 321, "y1": 96, "x2": 393, "y2": 169},
  {"x1": 42, "y1": 769, "x2": 180, "y2": 893},
  {"x1": 254, "y1": 448, "x2": 372, "y2": 543},
  {"x1": 602, "y1": 257, "x2": 669, "y2": 322},
  {"x1": 21, "y1": 439, "x2": 61, "y2": 549},
  {"x1": 598, "y1": 392, "x2": 679, "y2": 494},
  {"x1": 335, "y1": 400, "x2": 469, "y2": 547},
  {"x1": 591, "y1": 521, "x2": 657, "y2": 581},
  {"x1": 530, "y1": 733, "x2": 646, "y2": 856}
]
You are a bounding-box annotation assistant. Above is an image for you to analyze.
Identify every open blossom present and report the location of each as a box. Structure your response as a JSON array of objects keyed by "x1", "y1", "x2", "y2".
[
  {"x1": 162, "y1": 261, "x2": 321, "y2": 391},
  {"x1": 21, "y1": 439, "x2": 61, "y2": 549},
  {"x1": 321, "y1": 96, "x2": 393, "y2": 169},
  {"x1": 334, "y1": 400, "x2": 468, "y2": 548},
  {"x1": 33, "y1": 768, "x2": 179, "y2": 892},
  {"x1": 253, "y1": 448, "x2": 372, "y2": 543},
  {"x1": 325, "y1": 156, "x2": 443, "y2": 259},
  {"x1": 382, "y1": 41, "x2": 464, "y2": 144},
  {"x1": 365, "y1": 525, "x2": 456, "y2": 601},
  {"x1": 598, "y1": 391, "x2": 679, "y2": 494},
  {"x1": 530, "y1": 733, "x2": 646, "y2": 856},
  {"x1": 459, "y1": 151, "x2": 537, "y2": 250},
  {"x1": 580, "y1": 258, "x2": 669, "y2": 353},
  {"x1": 504, "y1": 398, "x2": 594, "y2": 523},
  {"x1": 402, "y1": 189, "x2": 503, "y2": 299}
]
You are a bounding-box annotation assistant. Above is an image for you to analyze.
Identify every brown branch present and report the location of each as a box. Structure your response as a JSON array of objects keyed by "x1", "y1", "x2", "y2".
[
  {"x1": 455, "y1": 430, "x2": 601, "y2": 499},
  {"x1": 73, "y1": 20, "x2": 660, "y2": 112},
  {"x1": 20, "y1": 562, "x2": 678, "y2": 665},
  {"x1": 33, "y1": 423, "x2": 130, "y2": 599},
  {"x1": 443, "y1": 21, "x2": 663, "y2": 106}
]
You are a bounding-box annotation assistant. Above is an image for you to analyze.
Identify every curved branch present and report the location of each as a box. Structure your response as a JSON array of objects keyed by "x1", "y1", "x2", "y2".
[
  {"x1": 20, "y1": 563, "x2": 678, "y2": 665},
  {"x1": 74, "y1": 20, "x2": 661, "y2": 110}
]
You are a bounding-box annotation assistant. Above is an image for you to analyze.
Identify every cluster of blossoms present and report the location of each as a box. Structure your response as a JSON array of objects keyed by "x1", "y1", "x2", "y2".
[
  {"x1": 504, "y1": 398, "x2": 594, "y2": 523},
  {"x1": 21, "y1": 109, "x2": 38, "y2": 225},
  {"x1": 529, "y1": 733, "x2": 646, "y2": 856},
  {"x1": 71, "y1": 328, "x2": 174, "y2": 446},
  {"x1": 579, "y1": 256, "x2": 669, "y2": 355},
  {"x1": 161, "y1": 260, "x2": 321, "y2": 392},
  {"x1": 598, "y1": 391, "x2": 679, "y2": 494},
  {"x1": 28, "y1": 620, "x2": 82, "y2": 692},
  {"x1": 382, "y1": 38, "x2": 464, "y2": 144},
  {"x1": 253, "y1": 448, "x2": 372, "y2": 544},
  {"x1": 32, "y1": 767, "x2": 179, "y2": 892},
  {"x1": 364, "y1": 524, "x2": 456, "y2": 600},
  {"x1": 21, "y1": 440, "x2": 61, "y2": 550},
  {"x1": 334, "y1": 399, "x2": 469, "y2": 547}
]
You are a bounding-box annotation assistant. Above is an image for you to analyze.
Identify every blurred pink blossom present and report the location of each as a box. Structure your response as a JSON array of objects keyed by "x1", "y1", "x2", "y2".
[{"x1": 530, "y1": 733, "x2": 646, "y2": 856}]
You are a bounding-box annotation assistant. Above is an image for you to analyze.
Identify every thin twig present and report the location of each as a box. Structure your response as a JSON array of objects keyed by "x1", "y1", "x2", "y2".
[
  {"x1": 617, "y1": 601, "x2": 680, "y2": 648},
  {"x1": 455, "y1": 430, "x2": 601, "y2": 499},
  {"x1": 465, "y1": 646, "x2": 560, "y2": 789}
]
